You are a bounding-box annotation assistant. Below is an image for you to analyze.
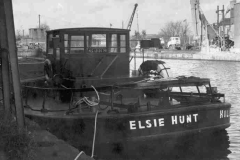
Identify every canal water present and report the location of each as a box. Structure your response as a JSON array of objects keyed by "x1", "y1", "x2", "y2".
[{"x1": 97, "y1": 58, "x2": 240, "y2": 160}]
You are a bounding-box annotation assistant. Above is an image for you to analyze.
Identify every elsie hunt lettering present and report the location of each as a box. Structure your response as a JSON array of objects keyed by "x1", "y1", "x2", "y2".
[
  {"x1": 129, "y1": 113, "x2": 198, "y2": 130},
  {"x1": 220, "y1": 109, "x2": 229, "y2": 118}
]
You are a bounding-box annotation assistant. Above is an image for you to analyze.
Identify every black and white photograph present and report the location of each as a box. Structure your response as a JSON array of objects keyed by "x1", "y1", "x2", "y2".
[{"x1": 0, "y1": 0, "x2": 239, "y2": 159}]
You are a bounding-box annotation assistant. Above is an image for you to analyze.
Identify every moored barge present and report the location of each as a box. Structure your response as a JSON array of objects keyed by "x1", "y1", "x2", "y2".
[{"x1": 22, "y1": 27, "x2": 231, "y2": 155}]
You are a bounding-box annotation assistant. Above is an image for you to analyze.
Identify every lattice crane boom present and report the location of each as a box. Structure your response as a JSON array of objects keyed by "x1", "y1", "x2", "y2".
[{"x1": 127, "y1": 3, "x2": 138, "y2": 30}]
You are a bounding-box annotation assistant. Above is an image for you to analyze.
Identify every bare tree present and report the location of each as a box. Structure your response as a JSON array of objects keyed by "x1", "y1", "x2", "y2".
[
  {"x1": 130, "y1": 30, "x2": 147, "y2": 49},
  {"x1": 159, "y1": 20, "x2": 191, "y2": 47},
  {"x1": 132, "y1": 29, "x2": 147, "y2": 40},
  {"x1": 15, "y1": 29, "x2": 22, "y2": 41},
  {"x1": 134, "y1": 30, "x2": 141, "y2": 40},
  {"x1": 37, "y1": 22, "x2": 50, "y2": 31},
  {"x1": 141, "y1": 30, "x2": 146, "y2": 39}
]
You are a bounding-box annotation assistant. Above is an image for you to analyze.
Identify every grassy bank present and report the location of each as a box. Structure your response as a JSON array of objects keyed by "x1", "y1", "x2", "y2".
[{"x1": 0, "y1": 111, "x2": 34, "y2": 160}]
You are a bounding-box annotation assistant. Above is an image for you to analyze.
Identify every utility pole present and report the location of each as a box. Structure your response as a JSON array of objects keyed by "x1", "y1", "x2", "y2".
[
  {"x1": 3, "y1": 0, "x2": 25, "y2": 132},
  {"x1": 39, "y1": 14, "x2": 40, "y2": 28}
]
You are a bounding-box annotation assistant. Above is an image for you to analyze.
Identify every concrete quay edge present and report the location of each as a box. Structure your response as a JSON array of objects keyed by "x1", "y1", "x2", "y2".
[{"x1": 130, "y1": 51, "x2": 240, "y2": 62}]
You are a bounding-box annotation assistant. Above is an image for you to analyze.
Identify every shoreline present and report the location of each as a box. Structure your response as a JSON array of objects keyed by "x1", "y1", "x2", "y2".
[{"x1": 130, "y1": 50, "x2": 240, "y2": 62}]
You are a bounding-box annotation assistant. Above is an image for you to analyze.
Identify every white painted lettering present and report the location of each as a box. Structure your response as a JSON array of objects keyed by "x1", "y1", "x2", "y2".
[
  {"x1": 153, "y1": 119, "x2": 157, "y2": 127},
  {"x1": 129, "y1": 121, "x2": 136, "y2": 130},
  {"x1": 220, "y1": 110, "x2": 223, "y2": 118},
  {"x1": 146, "y1": 120, "x2": 152, "y2": 128},
  {"x1": 193, "y1": 114, "x2": 198, "y2": 122},
  {"x1": 158, "y1": 118, "x2": 165, "y2": 126},
  {"x1": 172, "y1": 115, "x2": 178, "y2": 125},
  {"x1": 138, "y1": 121, "x2": 145, "y2": 129},
  {"x1": 179, "y1": 116, "x2": 185, "y2": 124},
  {"x1": 187, "y1": 115, "x2": 191, "y2": 123}
]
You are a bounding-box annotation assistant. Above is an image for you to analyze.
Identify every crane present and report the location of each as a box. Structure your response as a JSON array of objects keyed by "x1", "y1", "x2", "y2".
[{"x1": 127, "y1": 3, "x2": 138, "y2": 30}]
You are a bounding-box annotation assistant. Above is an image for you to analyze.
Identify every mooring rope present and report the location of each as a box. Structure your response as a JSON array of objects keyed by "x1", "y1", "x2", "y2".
[
  {"x1": 75, "y1": 85, "x2": 100, "y2": 107},
  {"x1": 91, "y1": 110, "x2": 99, "y2": 158},
  {"x1": 74, "y1": 151, "x2": 85, "y2": 160}
]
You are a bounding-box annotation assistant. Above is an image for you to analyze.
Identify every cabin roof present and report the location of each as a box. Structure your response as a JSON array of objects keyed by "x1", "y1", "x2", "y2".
[{"x1": 47, "y1": 27, "x2": 130, "y2": 33}]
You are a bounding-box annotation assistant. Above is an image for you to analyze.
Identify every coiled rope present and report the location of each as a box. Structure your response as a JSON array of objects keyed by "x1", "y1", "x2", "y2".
[{"x1": 74, "y1": 85, "x2": 100, "y2": 107}]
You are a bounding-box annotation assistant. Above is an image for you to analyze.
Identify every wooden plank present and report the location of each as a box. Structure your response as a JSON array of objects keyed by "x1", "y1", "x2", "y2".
[
  {"x1": 3, "y1": 0, "x2": 25, "y2": 130},
  {"x1": 0, "y1": 0, "x2": 11, "y2": 113}
]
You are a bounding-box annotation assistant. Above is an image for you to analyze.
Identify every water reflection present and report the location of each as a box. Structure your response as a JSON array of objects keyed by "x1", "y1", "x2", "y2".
[{"x1": 95, "y1": 130, "x2": 230, "y2": 160}]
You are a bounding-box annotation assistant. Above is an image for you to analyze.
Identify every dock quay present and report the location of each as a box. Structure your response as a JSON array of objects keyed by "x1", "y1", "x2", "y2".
[
  {"x1": 0, "y1": 116, "x2": 94, "y2": 160},
  {"x1": 26, "y1": 119, "x2": 94, "y2": 160},
  {"x1": 130, "y1": 50, "x2": 240, "y2": 62}
]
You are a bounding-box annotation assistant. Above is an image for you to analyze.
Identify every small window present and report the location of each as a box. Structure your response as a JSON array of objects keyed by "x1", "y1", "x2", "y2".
[
  {"x1": 47, "y1": 34, "x2": 53, "y2": 54},
  {"x1": 91, "y1": 34, "x2": 106, "y2": 47},
  {"x1": 64, "y1": 34, "x2": 68, "y2": 40},
  {"x1": 64, "y1": 34, "x2": 68, "y2": 47},
  {"x1": 86, "y1": 34, "x2": 107, "y2": 53},
  {"x1": 48, "y1": 48, "x2": 53, "y2": 54},
  {"x1": 56, "y1": 49, "x2": 60, "y2": 60},
  {"x1": 64, "y1": 34, "x2": 69, "y2": 53},
  {"x1": 120, "y1": 35, "x2": 126, "y2": 53},
  {"x1": 109, "y1": 34, "x2": 117, "y2": 53},
  {"x1": 69, "y1": 35, "x2": 84, "y2": 54}
]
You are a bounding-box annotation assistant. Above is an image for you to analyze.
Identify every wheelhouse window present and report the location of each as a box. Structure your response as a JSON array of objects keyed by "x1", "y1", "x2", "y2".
[
  {"x1": 47, "y1": 34, "x2": 59, "y2": 54},
  {"x1": 47, "y1": 33, "x2": 53, "y2": 54},
  {"x1": 64, "y1": 34, "x2": 69, "y2": 54},
  {"x1": 120, "y1": 35, "x2": 126, "y2": 53},
  {"x1": 62, "y1": 32, "x2": 127, "y2": 54},
  {"x1": 109, "y1": 34, "x2": 117, "y2": 53},
  {"x1": 91, "y1": 34, "x2": 106, "y2": 47},
  {"x1": 69, "y1": 35, "x2": 84, "y2": 54},
  {"x1": 87, "y1": 34, "x2": 107, "y2": 53}
]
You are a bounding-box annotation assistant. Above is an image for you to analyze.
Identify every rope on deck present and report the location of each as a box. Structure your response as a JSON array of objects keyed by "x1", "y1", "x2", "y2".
[{"x1": 74, "y1": 85, "x2": 100, "y2": 107}]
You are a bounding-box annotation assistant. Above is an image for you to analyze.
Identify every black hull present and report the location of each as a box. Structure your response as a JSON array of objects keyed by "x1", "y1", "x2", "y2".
[{"x1": 25, "y1": 102, "x2": 231, "y2": 155}]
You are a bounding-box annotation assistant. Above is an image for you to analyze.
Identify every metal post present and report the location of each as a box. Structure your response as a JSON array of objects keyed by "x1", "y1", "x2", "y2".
[
  {"x1": 217, "y1": 6, "x2": 219, "y2": 26},
  {"x1": 142, "y1": 48, "x2": 144, "y2": 63},
  {"x1": 216, "y1": 6, "x2": 220, "y2": 47},
  {"x1": 0, "y1": 0, "x2": 11, "y2": 114},
  {"x1": 200, "y1": 15, "x2": 202, "y2": 48},
  {"x1": 222, "y1": 5, "x2": 225, "y2": 50},
  {"x1": 206, "y1": 24, "x2": 209, "y2": 53},
  {"x1": 195, "y1": 3, "x2": 198, "y2": 36},
  {"x1": 134, "y1": 49, "x2": 136, "y2": 71},
  {"x1": 3, "y1": 0, "x2": 25, "y2": 131},
  {"x1": 39, "y1": 14, "x2": 40, "y2": 28},
  {"x1": 111, "y1": 87, "x2": 114, "y2": 110}
]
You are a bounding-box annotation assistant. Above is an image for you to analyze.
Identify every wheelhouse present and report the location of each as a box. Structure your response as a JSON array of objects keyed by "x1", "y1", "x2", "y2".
[{"x1": 46, "y1": 28, "x2": 130, "y2": 79}]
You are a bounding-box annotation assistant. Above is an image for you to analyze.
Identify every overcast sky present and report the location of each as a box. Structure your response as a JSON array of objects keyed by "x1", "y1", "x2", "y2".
[{"x1": 12, "y1": 0, "x2": 233, "y2": 35}]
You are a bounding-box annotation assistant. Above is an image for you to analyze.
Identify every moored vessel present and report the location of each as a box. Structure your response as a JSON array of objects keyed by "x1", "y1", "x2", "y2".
[{"x1": 22, "y1": 27, "x2": 231, "y2": 155}]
